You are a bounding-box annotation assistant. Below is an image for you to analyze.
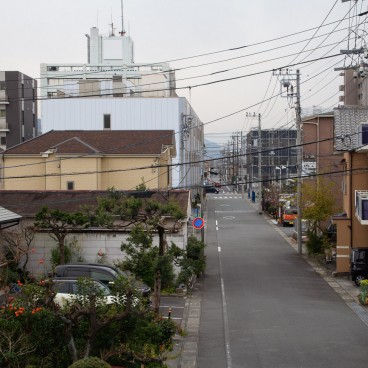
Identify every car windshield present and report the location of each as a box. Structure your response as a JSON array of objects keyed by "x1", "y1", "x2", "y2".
[
  {"x1": 94, "y1": 282, "x2": 111, "y2": 296},
  {"x1": 352, "y1": 250, "x2": 366, "y2": 263}
]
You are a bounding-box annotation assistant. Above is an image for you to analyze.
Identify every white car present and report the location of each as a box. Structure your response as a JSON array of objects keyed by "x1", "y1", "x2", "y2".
[{"x1": 52, "y1": 278, "x2": 137, "y2": 307}]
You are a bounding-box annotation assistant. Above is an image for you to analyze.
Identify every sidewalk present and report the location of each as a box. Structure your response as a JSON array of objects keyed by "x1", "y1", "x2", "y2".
[{"x1": 165, "y1": 287, "x2": 201, "y2": 368}]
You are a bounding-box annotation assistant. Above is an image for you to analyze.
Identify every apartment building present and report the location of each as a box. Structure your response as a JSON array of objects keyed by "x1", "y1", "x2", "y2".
[
  {"x1": 302, "y1": 112, "x2": 344, "y2": 211},
  {"x1": 0, "y1": 71, "x2": 38, "y2": 150},
  {"x1": 245, "y1": 129, "x2": 297, "y2": 190}
]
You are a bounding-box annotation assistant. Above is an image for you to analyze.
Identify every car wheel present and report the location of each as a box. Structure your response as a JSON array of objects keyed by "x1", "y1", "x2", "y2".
[
  {"x1": 282, "y1": 222, "x2": 286, "y2": 227},
  {"x1": 354, "y1": 275, "x2": 365, "y2": 286}
]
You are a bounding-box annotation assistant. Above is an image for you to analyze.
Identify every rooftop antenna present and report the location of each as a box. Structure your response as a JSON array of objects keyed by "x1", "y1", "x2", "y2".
[
  {"x1": 109, "y1": 10, "x2": 115, "y2": 36},
  {"x1": 119, "y1": 0, "x2": 126, "y2": 36}
]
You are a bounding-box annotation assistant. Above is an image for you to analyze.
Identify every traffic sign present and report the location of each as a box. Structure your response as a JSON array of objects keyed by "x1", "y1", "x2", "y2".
[{"x1": 193, "y1": 217, "x2": 204, "y2": 229}]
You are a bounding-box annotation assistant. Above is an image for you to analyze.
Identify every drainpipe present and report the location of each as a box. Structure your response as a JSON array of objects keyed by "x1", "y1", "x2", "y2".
[
  {"x1": 0, "y1": 152, "x2": 4, "y2": 189},
  {"x1": 85, "y1": 34, "x2": 90, "y2": 64},
  {"x1": 350, "y1": 151, "x2": 353, "y2": 250}
]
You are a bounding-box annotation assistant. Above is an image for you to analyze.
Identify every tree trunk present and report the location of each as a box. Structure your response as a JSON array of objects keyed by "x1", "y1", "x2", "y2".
[
  {"x1": 152, "y1": 226, "x2": 165, "y2": 313},
  {"x1": 153, "y1": 270, "x2": 161, "y2": 314},
  {"x1": 58, "y1": 235, "x2": 67, "y2": 264}
]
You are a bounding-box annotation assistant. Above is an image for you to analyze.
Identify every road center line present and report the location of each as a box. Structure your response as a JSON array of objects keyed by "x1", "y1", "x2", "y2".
[{"x1": 218, "y1": 246, "x2": 221, "y2": 252}]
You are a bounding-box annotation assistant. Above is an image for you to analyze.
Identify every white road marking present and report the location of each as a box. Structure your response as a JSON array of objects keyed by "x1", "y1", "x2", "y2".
[
  {"x1": 218, "y1": 247, "x2": 221, "y2": 252},
  {"x1": 219, "y1": 255, "x2": 232, "y2": 368},
  {"x1": 162, "y1": 317, "x2": 182, "y2": 320},
  {"x1": 160, "y1": 306, "x2": 184, "y2": 309},
  {"x1": 216, "y1": 220, "x2": 218, "y2": 226},
  {"x1": 216, "y1": 226, "x2": 219, "y2": 231}
]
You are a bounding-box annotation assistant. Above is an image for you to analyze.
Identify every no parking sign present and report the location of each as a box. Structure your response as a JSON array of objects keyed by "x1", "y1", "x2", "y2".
[{"x1": 193, "y1": 217, "x2": 204, "y2": 229}]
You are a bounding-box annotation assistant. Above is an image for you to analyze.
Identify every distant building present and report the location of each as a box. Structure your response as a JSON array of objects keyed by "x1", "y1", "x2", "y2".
[
  {"x1": 245, "y1": 129, "x2": 297, "y2": 190},
  {"x1": 338, "y1": 69, "x2": 368, "y2": 107},
  {"x1": 0, "y1": 71, "x2": 38, "y2": 149},
  {"x1": 40, "y1": 27, "x2": 176, "y2": 100}
]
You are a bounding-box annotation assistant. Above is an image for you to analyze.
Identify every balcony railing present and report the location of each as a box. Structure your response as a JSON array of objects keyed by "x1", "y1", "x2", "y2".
[{"x1": 0, "y1": 121, "x2": 9, "y2": 131}]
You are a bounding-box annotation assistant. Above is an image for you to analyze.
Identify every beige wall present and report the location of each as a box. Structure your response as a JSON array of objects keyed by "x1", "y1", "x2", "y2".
[
  {"x1": 3, "y1": 156, "x2": 47, "y2": 190},
  {"x1": 101, "y1": 156, "x2": 161, "y2": 190},
  {"x1": 2, "y1": 153, "x2": 172, "y2": 190},
  {"x1": 334, "y1": 218, "x2": 351, "y2": 273}
]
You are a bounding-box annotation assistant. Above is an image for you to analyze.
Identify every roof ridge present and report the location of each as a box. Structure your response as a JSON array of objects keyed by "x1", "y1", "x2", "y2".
[{"x1": 51, "y1": 136, "x2": 100, "y2": 153}]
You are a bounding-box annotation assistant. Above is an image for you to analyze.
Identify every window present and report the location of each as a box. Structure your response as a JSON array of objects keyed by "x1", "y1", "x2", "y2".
[
  {"x1": 358, "y1": 123, "x2": 368, "y2": 146},
  {"x1": 0, "y1": 110, "x2": 5, "y2": 118},
  {"x1": 65, "y1": 268, "x2": 89, "y2": 277},
  {"x1": 355, "y1": 190, "x2": 368, "y2": 224},
  {"x1": 353, "y1": 250, "x2": 366, "y2": 263},
  {"x1": 53, "y1": 281, "x2": 71, "y2": 294},
  {"x1": 91, "y1": 270, "x2": 114, "y2": 284},
  {"x1": 1, "y1": 137, "x2": 6, "y2": 146},
  {"x1": 103, "y1": 114, "x2": 111, "y2": 129},
  {"x1": 0, "y1": 81, "x2": 5, "y2": 90},
  {"x1": 67, "y1": 181, "x2": 74, "y2": 190}
]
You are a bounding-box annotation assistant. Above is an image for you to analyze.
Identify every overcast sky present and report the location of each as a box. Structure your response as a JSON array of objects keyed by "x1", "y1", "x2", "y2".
[{"x1": 1, "y1": 0, "x2": 365, "y2": 145}]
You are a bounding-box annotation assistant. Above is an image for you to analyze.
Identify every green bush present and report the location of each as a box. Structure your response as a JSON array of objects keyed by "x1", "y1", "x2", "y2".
[
  {"x1": 176, "y1": 236, "x2": 206, "y2": 288},
  {"x1": 305, "y1": 231, "x2": 323, "y2": 255},
  {"x1": 68, "y1": 356, "x2": 111, "y2": 368},
  {"x1": 50, "y1": 244, "x2": 72, "y2": 266}
]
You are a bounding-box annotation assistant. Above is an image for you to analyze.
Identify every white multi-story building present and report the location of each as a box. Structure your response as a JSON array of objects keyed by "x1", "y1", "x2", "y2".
[
  {"x1": 40, "y1": 26, "x2": 176, "y2": 100},
  {"x1": 40, "y1": 25, "x2": 204, "y2": 191}
]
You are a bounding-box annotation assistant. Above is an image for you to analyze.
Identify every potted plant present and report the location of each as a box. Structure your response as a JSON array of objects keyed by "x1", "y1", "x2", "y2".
[{"x1": 358, "y1": 279, "x2": 368, "y2": 305}]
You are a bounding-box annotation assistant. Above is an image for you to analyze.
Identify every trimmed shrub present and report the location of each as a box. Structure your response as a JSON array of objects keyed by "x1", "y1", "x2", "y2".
[{"x1": 68, "y1": 357, "x2": 111, "y2": 368}]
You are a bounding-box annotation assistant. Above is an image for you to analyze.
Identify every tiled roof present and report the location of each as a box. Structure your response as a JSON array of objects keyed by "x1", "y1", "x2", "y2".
[
  {"x1": 0, "y1": 206, "x2": 22, "y2": 226},
  {"x1": 0, "y1": 190, "x2": 190, "y2": 218},
  {"x1": 4, "y1": 130, "x2": 175, "y2": 155},
  {"x1": 334, "y1": 106, "x2": 368, "y2": 150}
]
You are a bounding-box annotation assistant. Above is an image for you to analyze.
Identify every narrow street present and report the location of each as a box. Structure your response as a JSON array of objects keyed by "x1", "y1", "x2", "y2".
[{"x1": 197, "y1": 193, "x2": 368, "y2": 368}]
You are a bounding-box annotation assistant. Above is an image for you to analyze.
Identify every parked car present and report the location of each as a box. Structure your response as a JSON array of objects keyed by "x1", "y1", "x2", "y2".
[
  {"x1": 350, "y1": 248, "x2": 368, "y2": 286},
  {"x1": 204, "y1": 186, "x2": 219, "y2": 194},
  {"x1": 281, "y1": 207, "x2": 298, "y2": 227},
  {"x1": 54, "y1": 263, "x2": 151, "y2": 298},
  {"x1": 52, "y1": 277, "x2": 114, "y2": 307},
  {"x1": 52, "y1": 277, "x2": 139, "y2": 307}
]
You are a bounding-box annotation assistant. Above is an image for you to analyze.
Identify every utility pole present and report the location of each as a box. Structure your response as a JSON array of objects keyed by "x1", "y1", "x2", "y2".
[
  {"x1": 258, "y1": 113, "x2": 263, "y2": 214},
  {"x1": 274, "y1": 69, "x2": 302, "y2": 254},
  {"x1": 295, "y1": 70, "x2": 302, "y2": 255}
]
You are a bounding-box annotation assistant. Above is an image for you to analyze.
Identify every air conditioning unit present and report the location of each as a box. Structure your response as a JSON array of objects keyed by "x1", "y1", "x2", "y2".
[
  {"x1": 355, "y1": 190, "x2": 368, "y2": 225},
  {"x1": 357, "y1": 122, "x2": 368, "y2": 146}
]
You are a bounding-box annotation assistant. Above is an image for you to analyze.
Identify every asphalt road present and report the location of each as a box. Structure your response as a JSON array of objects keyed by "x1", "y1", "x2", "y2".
[{"x1": 197, "y1": 193, "x2": 368, "y2": 368}]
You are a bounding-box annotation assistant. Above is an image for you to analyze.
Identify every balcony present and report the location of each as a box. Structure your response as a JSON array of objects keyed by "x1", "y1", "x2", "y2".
[{"x1": 0, "y1": 121, "x2": 9, "y2": 131}]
